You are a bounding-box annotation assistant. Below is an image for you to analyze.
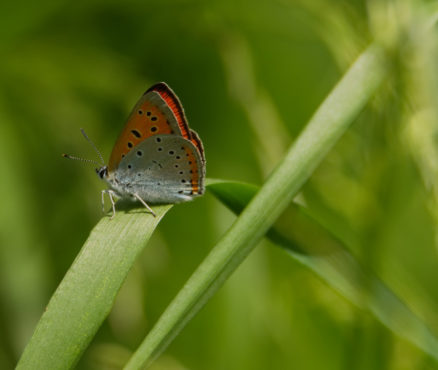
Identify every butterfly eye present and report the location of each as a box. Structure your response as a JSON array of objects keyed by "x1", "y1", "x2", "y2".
[{"x1": 96, "y1": 167, "x2": 107, "y2": 179}]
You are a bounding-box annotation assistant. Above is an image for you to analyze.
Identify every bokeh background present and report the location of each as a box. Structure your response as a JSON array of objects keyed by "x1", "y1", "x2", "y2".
[{"x1": 1, "y1": 0, "x2": 438, "y2": 369}]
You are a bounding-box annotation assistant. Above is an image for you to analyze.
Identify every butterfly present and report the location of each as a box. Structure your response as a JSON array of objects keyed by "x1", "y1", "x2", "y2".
[{"x1": 65, "y1": 82, "x2": 206, "y2": 218}]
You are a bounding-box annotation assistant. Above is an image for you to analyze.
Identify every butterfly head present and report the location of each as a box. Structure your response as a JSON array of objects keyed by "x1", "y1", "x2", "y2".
[{"x1": 96, "y1": 166, "x2": 108, "y2": 179}]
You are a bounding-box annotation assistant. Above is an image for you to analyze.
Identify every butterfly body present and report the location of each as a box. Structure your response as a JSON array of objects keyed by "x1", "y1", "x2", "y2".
[{"x1": 95, "y1": 82, "x2": 205, "y2": 217}]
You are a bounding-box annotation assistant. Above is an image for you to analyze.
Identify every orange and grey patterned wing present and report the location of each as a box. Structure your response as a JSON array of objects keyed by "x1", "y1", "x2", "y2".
[
  {"x1": 114, "y1": 134, "x2": 205, "y2": 202},
  {"x1": 108, "y1": 82, "x2": 192, "y2": 171}
]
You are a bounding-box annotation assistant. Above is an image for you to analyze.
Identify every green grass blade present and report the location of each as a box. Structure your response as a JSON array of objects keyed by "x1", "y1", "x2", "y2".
[
  {"x1": 16, "y1": 204, "x2": 171, "y2": 370},
  {"x1": 209, "y1": 179, "x2": 438, "y2": 361},
  {"x1": 125, "y1": 43, "x2": 388, "y2": 369}
]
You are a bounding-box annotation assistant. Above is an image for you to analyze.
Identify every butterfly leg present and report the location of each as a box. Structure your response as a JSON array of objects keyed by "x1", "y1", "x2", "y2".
[
  {"x1": 102, "y1": 189, "x2": 117, "y2": 219},
  {"x1": 133, "y1": 193, "x2": 156, "y2": 217},
  {"x1": 101, "y1": 190, "x2": 106, "y2": 213}
]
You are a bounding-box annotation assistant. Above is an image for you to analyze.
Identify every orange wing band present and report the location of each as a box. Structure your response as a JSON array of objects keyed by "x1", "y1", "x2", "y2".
[
  {"x1": 184, "y1": 146, "x2": 203, "y2": 195},
  {"x1": 147, "y1": 83, "x2": 190, "y2": 140},
  {"x1": 190, "y1": 129, "x2": 205, "y2": 165}
]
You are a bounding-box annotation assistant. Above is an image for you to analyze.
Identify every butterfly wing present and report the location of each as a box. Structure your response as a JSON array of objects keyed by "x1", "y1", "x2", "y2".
[
  {"x1": 147, "y1": 82, "x2": 191, "y2": 139},
  {"x1": 108, "y1": 82, "x2": 192, "y2": 171},
  {"x1": 189, "y1": 129, "x2": 206, "y2": 166},
  {"x1": 114, "y1": 134, "x2": 205, "y2": 203}
]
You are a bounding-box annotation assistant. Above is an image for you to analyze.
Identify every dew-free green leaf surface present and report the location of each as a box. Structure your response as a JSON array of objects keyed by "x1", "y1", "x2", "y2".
[
  {"x1": 209, "y1": 180, "x2": 438, "y2": 362},
  {"x1": 16, "y1": 204, "x2": 171, "y2": 370}
]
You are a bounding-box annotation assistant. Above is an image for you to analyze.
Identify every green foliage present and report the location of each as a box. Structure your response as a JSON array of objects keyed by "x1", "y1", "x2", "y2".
[
  {"x1": 210, "y1": 180, "x2": 438, "y2": 362},
  {"x1": 2, "y1": 1, "x2": 438, "y2": 369},
  {"x1": 17, "y1": 204, "x2": 171, "y2": 369}
]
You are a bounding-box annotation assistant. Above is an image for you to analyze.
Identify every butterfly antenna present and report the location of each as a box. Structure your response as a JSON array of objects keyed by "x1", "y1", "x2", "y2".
[
  {"x1": 80, "y1": 128, "x2": 105, "y2": 166},
  {"x1": 62, "y1": 153, "x2": 102, "y2": 167}
]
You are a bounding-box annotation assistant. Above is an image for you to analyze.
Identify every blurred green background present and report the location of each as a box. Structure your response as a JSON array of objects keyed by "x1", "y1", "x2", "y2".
[{"x1": 1, "y1": 0, "x2": 438, "y2": 369}]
